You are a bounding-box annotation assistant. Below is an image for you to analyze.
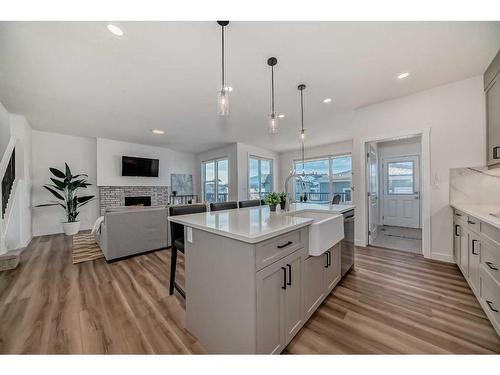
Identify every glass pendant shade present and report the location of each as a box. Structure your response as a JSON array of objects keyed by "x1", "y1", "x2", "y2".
[
  {"x1": 300, "y1": 129, "x2": 306, "y2": 142},
  {"x1": 269, "y1": 113, "x2": 279, "y2": 134},
  {"x1": 217, "y1": 88, "x2": 229, "y2": 116}
]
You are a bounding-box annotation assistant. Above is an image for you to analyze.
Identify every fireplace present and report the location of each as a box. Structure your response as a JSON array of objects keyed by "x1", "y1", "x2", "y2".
[{"x1": 125, "y1": 196, "x2": 151, "y2": 207}]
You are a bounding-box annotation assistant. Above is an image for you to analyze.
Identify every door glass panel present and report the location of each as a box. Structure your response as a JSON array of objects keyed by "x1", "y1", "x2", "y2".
[
  {"x1": 217, "y1": 159, "x2": 229, "y2": 202},
  {"x1": 387, "y1": 161, "x2": 414, "y2": 194}
]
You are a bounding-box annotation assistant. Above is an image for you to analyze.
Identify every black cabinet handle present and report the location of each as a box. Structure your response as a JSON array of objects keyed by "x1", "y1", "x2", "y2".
[
  {"x1": 468, "y1": 220, "x2": 476, "y2": 225},
  {"x1": 327, "y1": 251, "x2": 331, "y2": 267},
  {"x1": 286, "y1": 264, "x2": 292, "y2": 286},
  {"x1": 471, "y1": 239, "x2": 479, "y2": 255},
  {"x1": 281, "y1": 267, "x2": 287, "y2": 290},
  {"x1": 277, "y1": 241, "x2": 293, "y2": 249},
  {"x1": 493, "y1": 146, "x2": 500, "y2": 160},
  {"x1": 486, "y1": 262, "x2": 499, "y2": 271},
  {"x1": 455, "y1": 225, "x2": 461, "y2": 237},
  {"x1": 324, "y1": 253, "x2": 329, "y2": 268},
  {"x1": 456, "y1": 213, "x2": 462, "y2": 217},
  {"x1": 486, "y1": 300, "x2": 499, "y2": 313}
]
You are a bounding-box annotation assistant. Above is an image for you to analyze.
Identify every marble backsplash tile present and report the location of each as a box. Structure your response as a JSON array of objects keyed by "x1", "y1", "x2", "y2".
[{"x1": 450, "y1": 166, "x2": 500, "y2": 205}]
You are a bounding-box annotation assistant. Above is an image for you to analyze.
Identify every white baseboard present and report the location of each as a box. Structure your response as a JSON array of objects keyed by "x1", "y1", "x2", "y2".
[{"x1": 430, "y1": 252, "x2": 455, "y2": 263}]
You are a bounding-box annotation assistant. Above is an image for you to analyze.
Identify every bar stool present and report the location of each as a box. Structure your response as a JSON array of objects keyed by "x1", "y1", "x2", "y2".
[
  {"x1": 238, "y1": 199, "x2": 261, "y2": 208},
  {"x1": 209, "y1": 201, "x2": 238, "y2": 212},
  {"x1": 168, "y1": 204, "x2": 207, "y2": 297}
]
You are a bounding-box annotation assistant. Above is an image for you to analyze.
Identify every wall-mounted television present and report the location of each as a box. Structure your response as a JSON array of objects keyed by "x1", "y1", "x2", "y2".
[{"x1": 122, "y1": 156, "x2": 159, "y2": 177}]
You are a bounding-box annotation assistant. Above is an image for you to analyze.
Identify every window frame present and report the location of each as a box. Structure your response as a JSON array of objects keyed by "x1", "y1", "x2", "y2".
[
  {"x1": 292, "y1": 153, "x2": 353, "y2": 204},
  {"x1": 248, "y1": 155, "x2": 274, "y2": 200},
  {"x1": 201, "y1": 157, "x2": 229, "y2": 203}
]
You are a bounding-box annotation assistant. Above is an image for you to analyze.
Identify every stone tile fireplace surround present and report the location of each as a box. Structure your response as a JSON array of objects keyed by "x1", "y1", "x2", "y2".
[{"x1": 99, "y1": 186, "x2": 169, "y2": 215}]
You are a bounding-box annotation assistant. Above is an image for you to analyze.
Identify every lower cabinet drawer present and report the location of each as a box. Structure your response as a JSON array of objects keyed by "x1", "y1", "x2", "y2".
[
  {"x1": 255, "y1": 229, "x2": 305, "y2": 271},
  {"x1": 480, "y1": 266, "x2": 500, "y2": 331},
  {"x1": 481, "y1": 240, "x2": 500, "y2": 285}
]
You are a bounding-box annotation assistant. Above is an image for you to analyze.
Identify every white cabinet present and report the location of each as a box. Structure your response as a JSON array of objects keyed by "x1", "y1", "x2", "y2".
[
  {"x1": 469, "y1": 233, "x2": 481, "y2": 294},
  {"x1": 459, "y1": 225, "x2": 469, "y2": 277},
  {"x1": 256, "y1": 247, "x2": 306, "y2": 354},
  {"x1": 453, "y1": 222, "x2": 461, "y2": 264},
  {"x1": 485, "y1": 49, "x2": 500, "y2": 169},
  {"x1": 303, "y1": 243, "x2": 341, "y2": 320}
]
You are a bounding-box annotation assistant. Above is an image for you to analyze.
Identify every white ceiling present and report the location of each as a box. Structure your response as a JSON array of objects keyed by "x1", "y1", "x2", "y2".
[{"x1": 0, "y1": 21, "x2": 499, "y2": 153}]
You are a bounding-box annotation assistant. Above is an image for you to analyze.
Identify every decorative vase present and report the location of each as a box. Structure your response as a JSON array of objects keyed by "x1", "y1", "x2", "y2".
[
  {"x1": 280, "y1": 201, "x2": 286, "y2": 210},
  {"x1": 62, "y1": 221, "x2": 80, "y2": 236},
  {"x1": 269, "y1": 204, "x2": 277, "y2": 212}
]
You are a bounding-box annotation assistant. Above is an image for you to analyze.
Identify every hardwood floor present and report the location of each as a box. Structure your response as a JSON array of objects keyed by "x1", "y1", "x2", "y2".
[{"x1": 1, "y1": 235, "x2": 499, "y2": 354}]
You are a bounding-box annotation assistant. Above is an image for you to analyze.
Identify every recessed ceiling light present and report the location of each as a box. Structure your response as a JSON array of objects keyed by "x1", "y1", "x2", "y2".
[
  {"x1": 397, "y1": 72, "x2": 410, "y2": 79},
  {"x1": 107, "y1": 24, "x2": 124, "y2": 36},
  {"x1": 323, "y1": 98, "x2": 332, "y2": 103},
  {"x1": 278, "y1": 114, "x2": 285, "y2": 118},
  {"x1": 151, "y1": 129, "x2": 165, "y2": 135}
]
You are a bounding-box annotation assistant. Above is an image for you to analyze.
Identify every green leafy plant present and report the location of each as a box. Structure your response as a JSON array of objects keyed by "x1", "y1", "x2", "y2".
[
  {"x1": 278, "y1": 192, "x2": 287, "y2": 203},
  {"x1": 265, "y1": 192, "x2": 281, "y2": 205},
  {"x1": 40, "y1": 163, "x2": 95, "y2": 223}
]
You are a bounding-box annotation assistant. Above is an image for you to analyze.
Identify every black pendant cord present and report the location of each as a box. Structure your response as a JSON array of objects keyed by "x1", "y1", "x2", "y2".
[
  {"x1": 221, "y1": 25, "x2": 225, "y2": 88},
  {"x1": 271, "y1": 65, "x2": 275, "y2": 114},
  {"x1": 300, "y1": 86, "x2": 305, "y2": 172}
]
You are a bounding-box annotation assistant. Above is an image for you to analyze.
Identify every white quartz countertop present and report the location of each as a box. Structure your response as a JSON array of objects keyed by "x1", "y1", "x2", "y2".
[
  {"x1": 450, "y1": 202, "x2": 500, "y2": 229},
  {"x1": 168, "y1": 203, "x2": 354, "y2": 244}
]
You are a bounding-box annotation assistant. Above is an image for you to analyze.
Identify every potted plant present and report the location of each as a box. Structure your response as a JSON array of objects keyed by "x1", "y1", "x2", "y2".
[
  {"x1": 278, "y1": 192, "x2": 287, "y2": 210},
  {"x1": 41, "y1": 163, "x2": 95, "y2": 236},
  {"x1": 265, "y1": 192, "x2": 281, "y2": 212}
]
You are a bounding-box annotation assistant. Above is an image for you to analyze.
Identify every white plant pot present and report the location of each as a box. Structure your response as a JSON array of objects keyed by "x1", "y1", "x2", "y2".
[{"x1": 62, "y1": 221, "x2": 81, "y2": 236}]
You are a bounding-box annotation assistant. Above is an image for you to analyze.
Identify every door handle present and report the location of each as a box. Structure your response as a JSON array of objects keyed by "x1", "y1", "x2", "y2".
[
  {"x1": 286, "y1": 264, "x2": 292, "y2": 286},
  {"x1": 471, "y1": 239, "x2": 479, "y2": 255},
  {"x1": 486, "y1": 300, "x2": 499, "y2": 313},
  {"x1": 281, "y1": 267, "x2": 287, "y2": 290},
  {"x1": 455, "y1": 224, "x2": 461, "y2": 237},
  {"x1": 493, "y1": 146, "x2": 500, "y2": 160},
  {"x1": 486, "y1": 262, "x2": 498, "y2": 271}
]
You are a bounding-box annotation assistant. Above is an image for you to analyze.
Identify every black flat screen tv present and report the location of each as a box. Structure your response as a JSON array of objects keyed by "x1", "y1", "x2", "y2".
[{"x1": 122, "y1": 156, "x2": 159, "y2": 177}]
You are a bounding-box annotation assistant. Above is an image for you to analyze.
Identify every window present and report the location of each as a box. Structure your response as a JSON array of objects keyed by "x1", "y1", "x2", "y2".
[
  {"x1": 387, "y1": 160, "x2": 414, "y2": 194},
  {"x1": 248, "y1": 156, "x2": 273, "y2": 199},
  {"x1": 202, "y1": 158, "x2": 229, "y2": 203},
  {"x1": 293, "y1": 154, "x2": 352, "y2": 204}
]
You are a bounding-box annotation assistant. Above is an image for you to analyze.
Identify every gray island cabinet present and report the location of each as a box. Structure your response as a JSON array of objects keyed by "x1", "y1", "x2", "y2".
[{"x1": 169, "y1": 205, "x2": 346, "y2": 354}]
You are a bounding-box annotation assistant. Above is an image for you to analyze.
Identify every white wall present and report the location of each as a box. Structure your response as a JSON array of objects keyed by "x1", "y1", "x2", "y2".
[
  {"x1": 32, "y1": 130, "x2": 99, "y2": 236},
  {"x1": 97, "y1": 138, "x2": 198, "y2": 191},
  {"x1": 197, "y1": 143, "x2": 238, "y2": 201},
  {"x1": 236, "y1": 142, "x2": 280, "y2": 200},
  {"x1": 278, "y1": 140, "x2": 354, "y2": 191},
  {"x1": 0, "y1": 101, "x2": 10, "y2": 159},
  {"x1": 352, "y1": 76, "x2": 485, "y2": 262}
]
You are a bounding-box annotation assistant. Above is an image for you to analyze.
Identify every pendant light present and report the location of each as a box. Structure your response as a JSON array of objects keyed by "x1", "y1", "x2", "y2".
[
  {"x1": 298, "y1": 84, "x2": 306, "y2": 173},
  {"x1": 267, "y1": 57, "x2": 278, "y2": 134},
  {"x1": 217, "y1": 21, "x2": 230, "y2": 116}
]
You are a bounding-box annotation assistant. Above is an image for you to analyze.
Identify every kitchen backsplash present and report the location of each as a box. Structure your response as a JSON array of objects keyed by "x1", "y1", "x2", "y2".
[{"x1": 450, "y1": 166, "x2": 500, "y2": 205}]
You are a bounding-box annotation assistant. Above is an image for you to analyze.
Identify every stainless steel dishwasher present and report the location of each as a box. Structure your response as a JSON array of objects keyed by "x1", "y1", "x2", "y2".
[{"x1": 341, "y1": 209, "x2": 354, "y2": 277}]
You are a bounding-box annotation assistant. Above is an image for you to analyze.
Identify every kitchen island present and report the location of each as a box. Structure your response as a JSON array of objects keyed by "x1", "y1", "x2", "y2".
[{"x1": 168, "y1": 203, "x2": 354, "y2": 354}]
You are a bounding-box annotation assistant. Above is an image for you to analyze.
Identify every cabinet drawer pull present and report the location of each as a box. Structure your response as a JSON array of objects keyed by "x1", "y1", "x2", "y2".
[
  {"x1": 493, "y1": 146, "x2": 500, "y2": 160},
  {"x1": 327, "y1": 251, "x2": 331, "y2": 267},
  {"x1": 471, "y1": 239, "x2": 479, "y2": 255},
  {"x1": 324, "y1": 252, "x2": 329, "y2": 268},
  {"x1": 277, "y1": 241, "x2": 293, "y2": 249},
  {"x1": 486, "y1": 300, "x2": 499, "y2": 313},
  {"x1": 286, "y1": 264, "x2": 292, "y2": 286},
  {"x1": 455, "y1": 213, "x2": 462, "y2": 217},
  {"x1": 455, "y1": 224, "x2": 461, "y2": 236},
  {"x1": 467, "y1": 220, "x2": 476, "y2": 225},
  {"x1": 486, "y1": 262, "x2": 499, "y2": 271},
  {"x1": 281, "y1": 267, "x2": 287, "y2": 290}
]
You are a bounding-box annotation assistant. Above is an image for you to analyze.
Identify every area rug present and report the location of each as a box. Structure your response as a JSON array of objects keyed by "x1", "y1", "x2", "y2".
[{"x1": 72, "y1": 233, "x2": 104, "y2": 264}]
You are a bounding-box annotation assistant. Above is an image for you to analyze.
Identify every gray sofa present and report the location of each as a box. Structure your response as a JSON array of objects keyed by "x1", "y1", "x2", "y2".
[{"x1": 95, "y1": 206, "x2": 169, "y2": 261}]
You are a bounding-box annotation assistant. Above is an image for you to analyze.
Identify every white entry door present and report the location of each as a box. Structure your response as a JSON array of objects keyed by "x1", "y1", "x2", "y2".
[
  {"x1": 382, "y1": 156, "x2": 420, "y2": 228},
  {"x1": 367, "y1": 144, "x2": 379, "y2": 243}
]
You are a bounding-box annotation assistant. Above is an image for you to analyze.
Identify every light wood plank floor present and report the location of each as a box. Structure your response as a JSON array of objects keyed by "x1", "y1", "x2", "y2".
[{"x1": 1, "y1": 235, "x2": 499, "y2": 354}]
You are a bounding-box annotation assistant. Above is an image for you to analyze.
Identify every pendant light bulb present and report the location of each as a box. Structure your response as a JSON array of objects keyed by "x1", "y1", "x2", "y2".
[
  {"x1": 269, "y1": 113, "x2": 279, "y2": 134},
  {"x1": 217, "y1": 21, "x2": 230, "y2": 116},
  {"x1": 300, "y1": 129, "x2": 306, "y2": 142}
]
